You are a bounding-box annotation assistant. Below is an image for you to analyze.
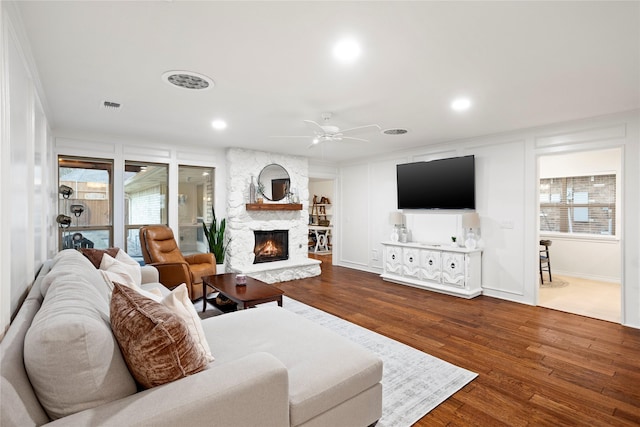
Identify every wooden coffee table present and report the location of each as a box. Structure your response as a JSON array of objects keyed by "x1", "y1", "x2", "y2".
[{"x1": 202, "y1": 273, "x2": 284, "y2": 313}]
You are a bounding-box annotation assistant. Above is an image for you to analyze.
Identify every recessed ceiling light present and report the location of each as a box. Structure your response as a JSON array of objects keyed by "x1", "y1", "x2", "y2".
[
  {"x1": 333, "y1": 38, "x2": 361, "y2": 63},
  {"x1": 451, "y1": 98, "x2": 472, "y2": 112},
  {"x1": 211, "y1": 119, "x2": 227, "y2": 130},
  {"x1": 162, "y1": 70, "x2": 214, "y2": 90}
]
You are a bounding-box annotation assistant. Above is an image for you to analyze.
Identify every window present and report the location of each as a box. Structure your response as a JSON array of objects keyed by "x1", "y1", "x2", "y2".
[
  {"x1": 124, "y1": 162, "x2": 168, "y2": 258},
  {"x1": 539, "y1": 174, "x2": 616, "y2": 236},
  {"x1": 178, "y1": 166, "x2": 215, "y2": 255},
  {"x1": 58, "y1": 157, "x2": 113, "y2": 250}
]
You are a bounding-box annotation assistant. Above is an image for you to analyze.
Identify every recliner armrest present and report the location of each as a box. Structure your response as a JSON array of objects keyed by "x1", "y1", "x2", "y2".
[
  {"x1": 184, "y1": 252, "x2": 216, "y2": 265},
  {"x1": 46, "y1": 352, "x2": 289, "y2": 427},
  {"x1": 151, "y1": 262, "x2": 192, "y2": 288}
]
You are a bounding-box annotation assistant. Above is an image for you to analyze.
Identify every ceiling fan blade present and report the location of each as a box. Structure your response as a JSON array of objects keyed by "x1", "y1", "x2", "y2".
[
  {"x1": 303, "y1": 120, "x2": 325, "y2": 133},
  {"x1": 269, "y1": 135, "x2": 314, "y2": 139},
  {"x1": 342, "y1": 136, "x2": 370, "y2": 143},
  {"x1": 339, "y1": 124, "x2": 381, "y2": 135}
]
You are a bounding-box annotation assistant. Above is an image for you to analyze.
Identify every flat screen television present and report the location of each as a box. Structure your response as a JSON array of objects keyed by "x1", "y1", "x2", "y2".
[{"x1": 396, "y1": 155, "x2": 475, "y2": 210}]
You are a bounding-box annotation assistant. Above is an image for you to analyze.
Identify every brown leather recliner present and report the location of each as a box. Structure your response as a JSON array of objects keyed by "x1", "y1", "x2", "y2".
[{"x1": 139, "y1": 225, "x2": 216, "y2": 300}]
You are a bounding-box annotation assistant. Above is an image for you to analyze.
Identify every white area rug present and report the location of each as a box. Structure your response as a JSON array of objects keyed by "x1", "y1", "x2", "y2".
[
  {"x1": 273, "y1": 297, "x2": 477, "y2": 426},
  {"x1": 195, "y1": 296, "x2": 477, "y2": 426}
]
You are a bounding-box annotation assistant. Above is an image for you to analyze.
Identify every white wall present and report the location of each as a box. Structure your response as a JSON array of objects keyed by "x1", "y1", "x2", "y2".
[
  {"x1": 335, "y1": 110, "x2": 640, "y2": 328},
  {"x1": 1, "y1": 2, "x2": 53, "y2": 336},
  {"x1": 539, "y1": 148, "x2": 622, "y2": 282}
]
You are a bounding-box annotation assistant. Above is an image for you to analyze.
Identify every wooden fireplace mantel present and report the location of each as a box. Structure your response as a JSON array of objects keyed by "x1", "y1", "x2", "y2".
[{"x1": 246, "y1": 203, "x2": 303, "y2": 211}]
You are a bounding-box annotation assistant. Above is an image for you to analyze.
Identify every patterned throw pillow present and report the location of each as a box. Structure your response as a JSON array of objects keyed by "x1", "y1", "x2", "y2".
[{"x1": 110, "y1": 284, "x2": 208, "y2": 389}]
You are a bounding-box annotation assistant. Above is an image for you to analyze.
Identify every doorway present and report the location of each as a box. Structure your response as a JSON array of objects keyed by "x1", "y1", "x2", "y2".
[
  {"x1": 309, "y1": 178, "x2": 336, "y2": 260},
  {"x1": 537, "y1": 148, "x2": 622, "y2": 323}
]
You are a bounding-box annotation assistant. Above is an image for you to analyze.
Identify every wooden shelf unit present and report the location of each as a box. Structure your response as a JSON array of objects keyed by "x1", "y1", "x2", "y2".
[{"x1": 246, "y1": 203, "x2": 303, "y2": 211}]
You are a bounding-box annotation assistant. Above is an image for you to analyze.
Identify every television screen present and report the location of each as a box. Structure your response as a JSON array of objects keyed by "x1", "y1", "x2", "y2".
[{"x1": 396, "y1": 155, "x2": 475, "y2": 210}]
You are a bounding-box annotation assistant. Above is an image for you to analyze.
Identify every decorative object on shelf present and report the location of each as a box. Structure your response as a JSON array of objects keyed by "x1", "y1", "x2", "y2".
[
  {"x1": 311, "y1": 195, "x2": 331, "y2": 226},
  {"x1": 451, "y1": 236, "x2": 457, "y2": 246},
  {"x1": 389, "y1": 211, "x2": 405, "y2": 242},
  {"x1": 290, "y1": 187, "x2": 300, "y2": 204},
  {"x1": 257, "y1": 163, "x2": 290, "y2": 202},
  {"x1": 462, "y1": 212, "x2": 480, "y2": 250},
  {"x1": 202, "y1": 206, "x2": 229, "y2": 272},
  {"x1": 249, "y1": 175, "x2": 257, "y2": 204},
  {"x1": 399, "y1": 225, "x2": 409, "y2": 243}
]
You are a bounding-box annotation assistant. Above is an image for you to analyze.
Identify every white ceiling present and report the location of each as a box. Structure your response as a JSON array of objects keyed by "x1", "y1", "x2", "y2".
[{"x1": 16, "y1": 1, "x2": 640, "y2": 163}]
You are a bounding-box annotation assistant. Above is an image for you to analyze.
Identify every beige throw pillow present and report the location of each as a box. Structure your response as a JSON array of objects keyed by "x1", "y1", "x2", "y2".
[
  {"x1": 110, "y1": 284, "x2": 208, "y2": 389},
  {"x1": 100, "y1": 250, "x2": 141, "y2": 288},
  {"x1": 159, "y1": 284, "x2": 215, "y2": 362}
]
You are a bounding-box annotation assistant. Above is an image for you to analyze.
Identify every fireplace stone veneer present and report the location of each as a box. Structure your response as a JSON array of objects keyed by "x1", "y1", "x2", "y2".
[{"x1": 225, "y1": 148, "x2": 321, "y2": 283}]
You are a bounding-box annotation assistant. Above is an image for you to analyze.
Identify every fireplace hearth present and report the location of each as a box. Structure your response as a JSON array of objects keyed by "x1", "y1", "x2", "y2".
[{"x1": 254, "y1": 230, "x2": 289, "y2": 264}]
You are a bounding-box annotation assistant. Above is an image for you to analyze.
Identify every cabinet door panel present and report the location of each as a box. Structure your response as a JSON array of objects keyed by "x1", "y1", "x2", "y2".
[
  {"x1": 419, "y1": 250, "x2": 441, "y2": 282},
  {"x1": 385, "y1": 246, "x2": 403, "y2": 275},
  {"x1": 441, "y1": 252, "x2": 465, "y2": 287},
  {"x1": 402, "y1": 248, "x2": 420, "y2": 278}
]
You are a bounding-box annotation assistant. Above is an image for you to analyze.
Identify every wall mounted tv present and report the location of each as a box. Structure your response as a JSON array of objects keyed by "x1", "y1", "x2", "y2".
[{"x1": 396, "y1": 155, "x2": 475, "y2": 210}]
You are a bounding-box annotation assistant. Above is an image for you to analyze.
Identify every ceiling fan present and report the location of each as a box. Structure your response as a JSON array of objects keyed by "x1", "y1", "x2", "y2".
[{"x1": 273, "y1": 113, "x2": 381, "y2": 147}]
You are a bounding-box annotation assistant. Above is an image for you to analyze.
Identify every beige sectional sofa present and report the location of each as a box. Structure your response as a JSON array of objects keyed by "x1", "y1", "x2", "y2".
[{"x1": 1, "y1": 249, "x2": 382, "y2": 426}]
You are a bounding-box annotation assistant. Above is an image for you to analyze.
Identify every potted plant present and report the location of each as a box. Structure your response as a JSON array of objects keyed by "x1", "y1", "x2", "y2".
[{"x1": 202, "y1": 206, "x2": 229, "y2": 274}]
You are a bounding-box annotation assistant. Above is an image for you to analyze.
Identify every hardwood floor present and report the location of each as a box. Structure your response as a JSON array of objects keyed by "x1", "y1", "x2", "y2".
[{"x1": 280, "y1": 255, "x2": 640, "y2": 426}]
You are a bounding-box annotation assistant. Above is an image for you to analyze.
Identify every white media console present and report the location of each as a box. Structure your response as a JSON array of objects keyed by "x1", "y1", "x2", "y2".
[{"x1": 380, "y1": 241, "x2": 482, "y2": 298}]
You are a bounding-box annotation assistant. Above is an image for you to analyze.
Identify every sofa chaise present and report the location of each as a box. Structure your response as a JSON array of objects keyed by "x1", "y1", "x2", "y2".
[{"x1": 1, "y1": 249, "x2": 383, "y2": 426}]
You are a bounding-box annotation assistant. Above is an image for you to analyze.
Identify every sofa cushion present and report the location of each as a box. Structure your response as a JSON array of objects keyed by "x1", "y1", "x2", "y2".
[
  {"x1": 110, "y1": 284, "x2": 209, "y2": 389},
  {"x1": 24, "y1": 250, "x2": 137, "y2": 420},
  {"x1": 79, "y1": 247, "x2": 120, "y2": 269},
  {"x1": 40, "y1": 249, "x2": 106, "y2": 297},
  {"x1": 201, "y1": 307, "x2": 383, "y2": 426}
]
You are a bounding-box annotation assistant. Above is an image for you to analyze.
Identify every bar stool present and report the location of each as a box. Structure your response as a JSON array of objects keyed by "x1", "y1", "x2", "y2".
[{"x1": 539, "y1": 239, "x2": 552, "y2": 283}]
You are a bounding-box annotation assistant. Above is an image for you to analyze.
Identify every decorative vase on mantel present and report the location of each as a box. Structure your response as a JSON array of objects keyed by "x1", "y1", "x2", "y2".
[{"x1": 249, "y1": 175, "x2": 257, "y2": 204}]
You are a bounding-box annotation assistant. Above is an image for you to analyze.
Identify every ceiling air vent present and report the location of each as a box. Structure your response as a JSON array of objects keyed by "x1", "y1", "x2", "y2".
[
  {"x1": 383, "y1": 128, "x2": 408, "y2": 135},
  {"x1": 102, "y1": 101, "x2": 121, "y2": 110},
  {"x1": 162, "y1": 70, "x2": 214, "y2": 90}
]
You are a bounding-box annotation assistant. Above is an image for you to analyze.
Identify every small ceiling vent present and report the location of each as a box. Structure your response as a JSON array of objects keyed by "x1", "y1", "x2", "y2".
[
  {"x1": 102, "y1": 101, "x2": 121, "y2": 110},
  {"x1": 162, "y1": 70, "x2": 214, "y2": 90},
  {"x1": 383, "y1": 128, "x2": 408, "y2": 135}
]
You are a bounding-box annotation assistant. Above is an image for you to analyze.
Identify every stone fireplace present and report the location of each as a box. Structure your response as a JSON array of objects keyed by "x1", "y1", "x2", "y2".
[
  {"x1": 254, "y1": 230, "x2": 289, "y2": 263},
  {"x1": 224, "y1": 148, "x2": 321, "y2": 283}
]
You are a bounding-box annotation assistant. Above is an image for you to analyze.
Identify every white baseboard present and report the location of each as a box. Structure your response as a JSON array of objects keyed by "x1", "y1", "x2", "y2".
[{"x1": 552, "y1": 269, "x2": 621, "y2": 284}]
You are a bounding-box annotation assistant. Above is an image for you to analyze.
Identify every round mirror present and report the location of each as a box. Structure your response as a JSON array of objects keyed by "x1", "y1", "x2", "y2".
[{"x1": 258, "y1": 164, "x2": 290, "y2": 201}]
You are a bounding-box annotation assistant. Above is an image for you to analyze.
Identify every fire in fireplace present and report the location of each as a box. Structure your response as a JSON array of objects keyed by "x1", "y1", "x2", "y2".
[{"x1": 253, "y1": 230, "x2": 289, "y2": 264}]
